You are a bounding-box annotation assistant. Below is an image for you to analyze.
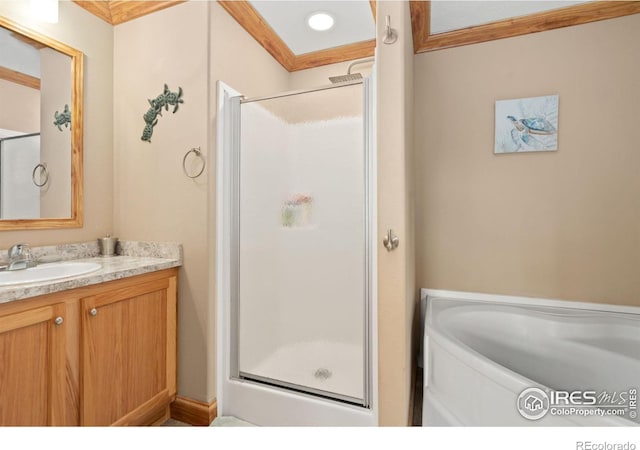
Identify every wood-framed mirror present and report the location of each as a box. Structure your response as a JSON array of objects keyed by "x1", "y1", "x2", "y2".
[{"x1": 0, "y1": 16, "x2": 83, "y2": 230}]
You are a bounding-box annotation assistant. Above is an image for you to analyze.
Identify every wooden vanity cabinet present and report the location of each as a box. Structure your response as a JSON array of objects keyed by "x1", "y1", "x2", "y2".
[
  {"x1": 81, "y1": 276, "x2": 177, "y2": 425},
  {"x1": 0, "y1": 268, "x2": 177, "y2": 426},
  {"x1": 0, "y1": 303, "x2": 67, "y2": 426}
]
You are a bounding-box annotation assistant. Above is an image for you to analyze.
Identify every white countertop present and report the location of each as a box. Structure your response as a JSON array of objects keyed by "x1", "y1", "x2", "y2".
[{"x1": 0, "y1": 256, "x2": 181, "y2": 304}]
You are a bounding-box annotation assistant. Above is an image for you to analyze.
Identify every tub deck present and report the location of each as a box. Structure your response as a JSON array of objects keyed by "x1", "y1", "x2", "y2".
[{"x1": 421, "y1": 289, "x2": 640, "y2": 426}]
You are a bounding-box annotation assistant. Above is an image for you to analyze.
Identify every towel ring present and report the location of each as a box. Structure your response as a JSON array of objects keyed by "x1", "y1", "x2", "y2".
[
  {"x1": 182, "y1": 147, "x2": 205, "y2": 179},
  {"x1": 32, "y1": 163, "x2": 49, "y2": 187}
]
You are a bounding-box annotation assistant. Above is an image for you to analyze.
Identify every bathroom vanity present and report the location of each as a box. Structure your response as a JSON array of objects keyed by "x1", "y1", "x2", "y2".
[{"x1": 0, "y1": 243, "x2": 181, "y2": 426}]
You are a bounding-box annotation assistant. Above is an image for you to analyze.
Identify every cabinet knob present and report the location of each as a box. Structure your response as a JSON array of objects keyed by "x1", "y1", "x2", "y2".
[
  {"x1": 54, "y1": 316, "x2": 64, "y2": 326},
  {"x1": 89, "y1": 308, "x2": 98, "y2": 317}
]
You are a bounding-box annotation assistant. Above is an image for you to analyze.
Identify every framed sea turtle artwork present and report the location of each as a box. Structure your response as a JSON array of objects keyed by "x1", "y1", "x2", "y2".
[{"x1": 495, "y1": 95, "x2": 559, "y2": 154}]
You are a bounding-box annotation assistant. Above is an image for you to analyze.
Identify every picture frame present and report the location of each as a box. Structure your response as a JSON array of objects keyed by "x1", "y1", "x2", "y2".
[{"x1": 495, "y1": 95, "x2": 559, "y2": 154}]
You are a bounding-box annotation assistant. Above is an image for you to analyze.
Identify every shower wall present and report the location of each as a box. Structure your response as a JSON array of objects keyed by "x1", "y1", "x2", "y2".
[{"x1": 238, "y1": 100, "x2": 365, "y2": 399}]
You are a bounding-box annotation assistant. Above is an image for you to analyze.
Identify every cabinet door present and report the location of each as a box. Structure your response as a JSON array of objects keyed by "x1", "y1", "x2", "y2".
[
  {"x1": 0, "y1": 304, "x2": 66, "y2": 425},
  {"x1": 81, "y1": 278, "x2": 175, "y2": 426}
]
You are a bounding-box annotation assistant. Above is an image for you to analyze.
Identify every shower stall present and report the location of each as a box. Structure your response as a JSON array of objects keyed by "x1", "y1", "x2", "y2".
[
  {"x1": 216, "y1": 77, "x2": 377, "y2": 426},
  {"x1": 0, "y1": 133, "x2": 41, "y2": 219}
]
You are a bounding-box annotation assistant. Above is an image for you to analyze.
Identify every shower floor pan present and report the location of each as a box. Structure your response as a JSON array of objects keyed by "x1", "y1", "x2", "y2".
[{"x1": 238, "y1": 340, "x2": 366, "y2": 406}]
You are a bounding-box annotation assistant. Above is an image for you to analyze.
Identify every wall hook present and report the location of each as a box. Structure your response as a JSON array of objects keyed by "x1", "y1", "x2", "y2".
[
  {"x1": 383, "y1": 15, "x2": 398, "y2": 45},
  {"x1": 383, "y1": 229, "x2": 399, "y2": 251}
]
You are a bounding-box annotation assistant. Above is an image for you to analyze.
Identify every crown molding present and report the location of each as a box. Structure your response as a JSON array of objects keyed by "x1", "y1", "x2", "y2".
[{"x1": 73, "y1": 1, "x2": 185, "y2": 26}]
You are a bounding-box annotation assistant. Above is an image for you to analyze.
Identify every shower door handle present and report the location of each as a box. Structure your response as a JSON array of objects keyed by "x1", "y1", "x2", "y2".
[{"x1": 383, "y1": 229, "x2": 399, "y2": 251}]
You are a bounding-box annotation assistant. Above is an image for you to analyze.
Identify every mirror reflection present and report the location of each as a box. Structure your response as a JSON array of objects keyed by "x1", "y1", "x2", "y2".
[{"x1": 0, "y1": 24, "x2": 72, "y2": 220}]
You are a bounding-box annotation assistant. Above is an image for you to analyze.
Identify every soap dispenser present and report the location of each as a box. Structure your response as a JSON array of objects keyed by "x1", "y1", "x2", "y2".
[{"x1": 98, "y1": 234, "x2": 118, "y2": 257}]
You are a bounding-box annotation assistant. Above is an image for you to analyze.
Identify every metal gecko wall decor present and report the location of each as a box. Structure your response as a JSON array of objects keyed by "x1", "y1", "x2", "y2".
[
  {"x1": 53, "y1": 104, "x2": 71, "y2": 131},
  {"x1": 141, "y1": 84, "x2": 184, "y2": 142}
]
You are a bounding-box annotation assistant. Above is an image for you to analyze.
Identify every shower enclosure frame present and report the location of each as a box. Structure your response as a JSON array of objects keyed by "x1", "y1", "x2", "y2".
[{"x1": 215, "y1": 77, "x2": 378, "y2": 426}]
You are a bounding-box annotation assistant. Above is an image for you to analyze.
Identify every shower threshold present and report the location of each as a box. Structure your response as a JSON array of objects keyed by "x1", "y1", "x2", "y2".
[{"x1": 238, "y1": 371, "x2": 367, "y2": 408}]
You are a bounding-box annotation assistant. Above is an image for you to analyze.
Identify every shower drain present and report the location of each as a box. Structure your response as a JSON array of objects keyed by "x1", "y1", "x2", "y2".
[{"x1": 314, "y1": 368, "x2": 332, "y2": 380}]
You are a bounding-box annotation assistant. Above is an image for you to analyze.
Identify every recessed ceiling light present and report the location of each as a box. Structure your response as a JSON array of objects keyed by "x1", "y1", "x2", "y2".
[
  {"x1": 30, "y1": 0, "x2": 59, "y2": 23},
  {"x1": 307, "y1": 12, "x2": 335, "y2": 31}
]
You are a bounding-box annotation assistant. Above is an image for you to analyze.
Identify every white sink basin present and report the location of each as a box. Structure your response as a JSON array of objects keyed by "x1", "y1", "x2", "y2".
[{"x1": 0, "y1": 262, "x2": 102, "y2": 287}]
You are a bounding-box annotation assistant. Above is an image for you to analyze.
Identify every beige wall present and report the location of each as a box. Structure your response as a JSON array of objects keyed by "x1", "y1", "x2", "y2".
[
  {"x1": 0, "y1": 79, "x2": 39, "y2": 133},
  {"x1": 243, "y1": 59, "x2": 374, "y2": 125},
  {"x1": 0, "y1": 1, "x2": 113, "y2": 247},
  {"x1": 113, "y1": 1, "x2": 210, "y2": 402},
  {"x1": 261, "y1": 85, "x2": 363, "y2": 125},
  {"x1": 414, "y1": 14, "x2": 640, "y2": 307},
  {"x1": 376, "y1": 0, "x2": 415, "y2": 426},
  {"x1": 289, "y1": 60, "x2": 373, "y2": 90},
  {"x1": 283, "y1": 61, "x2": 372, "y2": 124},
  {"x1": 113, "y1": 0, "x2": 290, "y2": 403},
  {"x1": 39, "y1": 47, "x2": 71, "y2": 218}
]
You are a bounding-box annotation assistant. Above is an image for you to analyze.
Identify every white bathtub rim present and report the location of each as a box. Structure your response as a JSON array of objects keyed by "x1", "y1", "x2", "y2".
[
  {"x1": 429, "y1": 305, "x2": 640, "y2": 372},
  {"x1": 426, "y1": 330, "x2": 634, "y2": 425},
  {"x1": 424, "y1": 289, "x2": 640, "y2": 391},
  {"x1": 421, "y1": 288, "x2": 640, "y2": 316},
  {"x1": 421, "y1": 289, "x2": 639, "y2": 426},
  {"x1": 426, "y1": 325, "x2": 540, "y2": 394},
  {"x1": 425, "y1": 326, "x2": 635, "y2": 426},
  {"x1": 423, "y1": 289, "x2": 640, "y2": 389},
  {"x1": 425, "y1": 345, "x2": 633, "y2": 426}
]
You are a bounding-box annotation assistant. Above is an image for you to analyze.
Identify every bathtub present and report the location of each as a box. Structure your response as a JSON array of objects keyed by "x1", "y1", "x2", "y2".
[{"x1": 421, "y1": 289, "x2": 640, "y2": 426}]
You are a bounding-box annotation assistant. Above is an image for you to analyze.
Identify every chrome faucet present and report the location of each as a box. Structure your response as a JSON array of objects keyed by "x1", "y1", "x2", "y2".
[{"x1": 5, "y1": 243, "x2": 37, "y2": 271}]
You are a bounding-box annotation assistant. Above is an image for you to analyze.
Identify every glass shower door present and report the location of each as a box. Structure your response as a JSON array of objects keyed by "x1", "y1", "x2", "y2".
[{"x1": 233, "y1": 82, "x2": 371, "y2": 405}]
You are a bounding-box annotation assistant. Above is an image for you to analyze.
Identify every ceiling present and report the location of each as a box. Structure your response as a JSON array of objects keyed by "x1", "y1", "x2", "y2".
[
  {"x1": 71, "y1": 1, "x2": 640, "y2": 71},
  {"x1": 247, "y1": 1, "x2": 375, "y2": 56},
  {"x1": 218, "y1": 1, "x2": 376, "y2": 72},
  {"x1": 430, "y1": 0, "x2": 591, "y2": 35},
  {"x1": 0, "y1": 26, "x2": 41, "y2": 78}
]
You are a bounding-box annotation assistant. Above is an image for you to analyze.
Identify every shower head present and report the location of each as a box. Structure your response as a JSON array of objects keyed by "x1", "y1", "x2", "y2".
[
  {"x1": 328, "y1": 73, "x2": 363, "y2": 84},
  {"x1": 328, "y1": 57, "x2": 375, "y2": 84}
]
